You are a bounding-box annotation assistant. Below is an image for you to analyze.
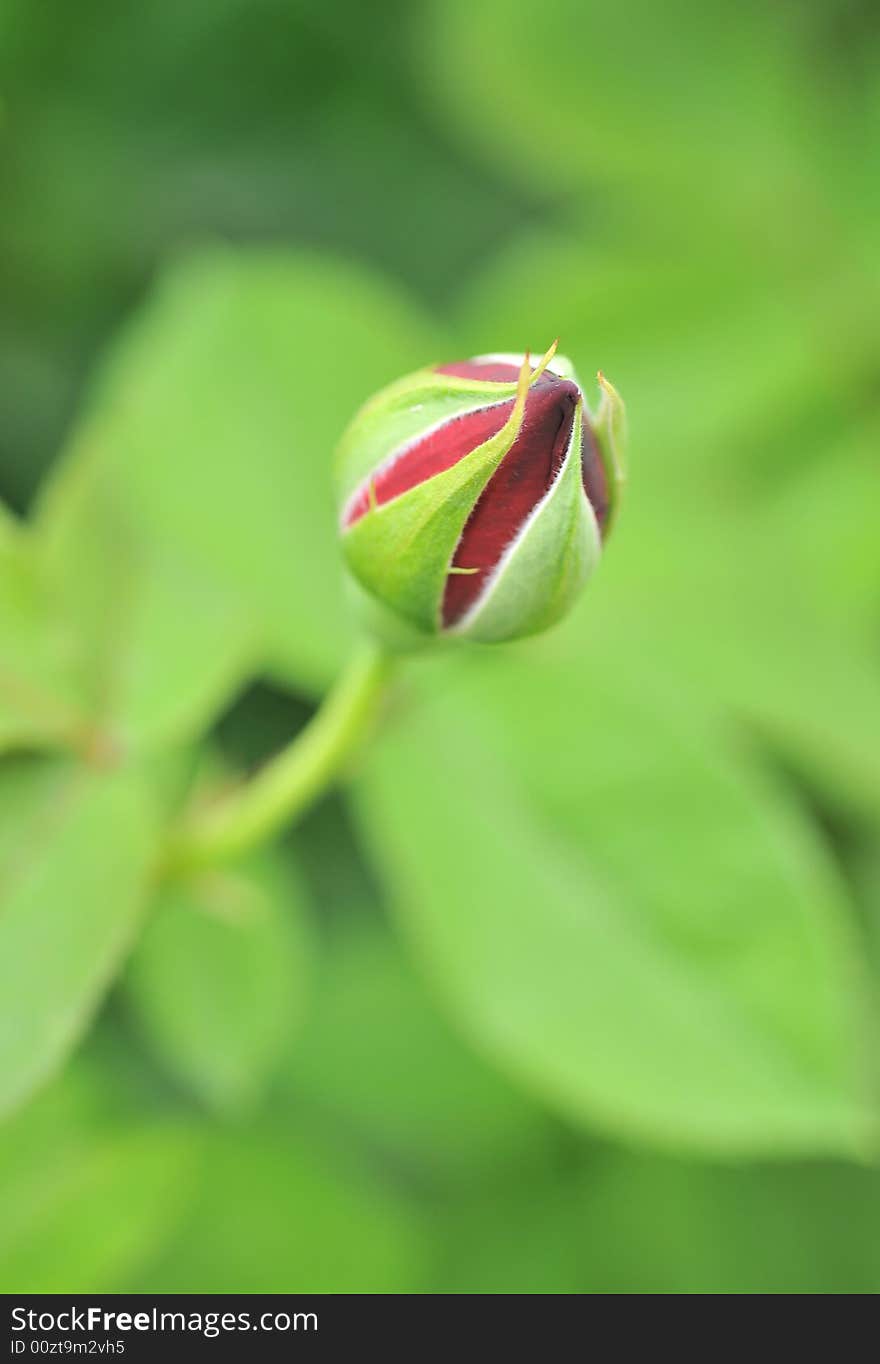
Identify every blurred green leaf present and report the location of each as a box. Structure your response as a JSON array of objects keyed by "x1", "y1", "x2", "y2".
[
  {"x1": 355, "y1": 653, "x2": 872, "y2": 1156},
  {"x1": 0, "y1": 1054, "x2": 194, "y2": 1293},
  {"x1": 435, "y1": 1147, "x2": 880, "y2": 1293},
  {"x1": 36, "y1": 247, "x2": 444, "y2": 708},
  {"x1": 0, "y1": 755, "x2": 156, "y2": 1118},
  {"x1": 0, "y1": 1116, "x2": 195, "y2": 1293},
  {"x1": 572, "y1": 1149, "x2": 880, "y2": 1294},
  {"x1": 0, "y1": 505, "x2": 85, "y2": 753},
  {"x1": 433, "y1": 1174, "x2": 584, "y2": 1294},
  {"x1": 35, "y1": 411, "x2": 262, "y2": 758},
  {"x1": 852, "y1": 840, "x2": 880, "y2": 983},
  {"x1": 749, "y1": 413, "x2": 880, "y2": 641},
  {"x1": 567, "y1": 512, "x2": 880, "y2": 829},
  {"x1": 135, "y1": 1128, "x2": 426, "y2": 1293},
  {"x1": 423, "y1": 0, "x2": 805, "y2": 205},
  {"x1": 591, "y1": 505, "x2": 880, "y2": 827},
  {"x1": 283, "y1": 920, "x2": 557, "y2": 1184},
  {"x1": 419, "y1": 0, "x2": 868, "y2": 291},
  {"x1": 126, "y1": 849, "x2": 313, "y2": 1114}
]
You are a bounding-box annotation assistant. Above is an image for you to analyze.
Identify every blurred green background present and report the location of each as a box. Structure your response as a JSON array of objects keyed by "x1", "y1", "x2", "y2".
[{"x1": 1, "y1": 0, "x2": 879, "y2": 1294}]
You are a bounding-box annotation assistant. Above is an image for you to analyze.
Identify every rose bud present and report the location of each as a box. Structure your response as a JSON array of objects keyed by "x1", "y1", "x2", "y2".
[{"x1": 336, "y1": 342, "x2": 624, "y2": 645}]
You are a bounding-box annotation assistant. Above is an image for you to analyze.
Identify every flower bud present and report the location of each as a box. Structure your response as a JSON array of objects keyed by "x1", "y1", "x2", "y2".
[{"x1": 336, "y1": 343, "x2": 624, "y2": 645}]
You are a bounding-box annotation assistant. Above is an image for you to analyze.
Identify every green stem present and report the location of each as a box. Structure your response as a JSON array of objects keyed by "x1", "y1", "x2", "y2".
[{"x1": 162, "y1": 641, "x2": 393, "y2": 876}]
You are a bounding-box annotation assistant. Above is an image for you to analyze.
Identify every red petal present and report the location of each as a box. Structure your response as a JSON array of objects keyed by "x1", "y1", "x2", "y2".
[
  {"x1": 343, "y1": 399, "x2": 513, "y2": 527},
  {"x1": 442, "y1": 378, "x2": 580, "y2": 626}
]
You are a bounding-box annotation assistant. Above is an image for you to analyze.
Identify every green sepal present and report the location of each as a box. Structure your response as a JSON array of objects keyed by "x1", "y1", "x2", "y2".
[
  {"x1": 342, "y1": 404, "x2": 523, "y2": 634},
  {"x1": 342, "y1": 572, "x2": 436, "y2": 654},
  {"x1": 593, "y1": 373, "x2": 627, "y2": 533}
]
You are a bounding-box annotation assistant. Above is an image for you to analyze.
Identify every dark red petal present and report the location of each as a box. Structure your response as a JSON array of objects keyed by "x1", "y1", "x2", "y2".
[
  {"x1": 344, "y1": 399, "x2": 513, "y2": 527},
  {"x1": 581, "y1": 418, "x2": 610, "y2": 536},
  {"x1": 442, "y1": 377, "x2": 580, "y2": 627}
]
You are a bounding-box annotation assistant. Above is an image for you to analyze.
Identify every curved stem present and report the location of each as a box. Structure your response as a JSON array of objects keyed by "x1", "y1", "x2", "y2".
[{"x1": 162, "y1": 641, "x2": 393, "y2": 876}]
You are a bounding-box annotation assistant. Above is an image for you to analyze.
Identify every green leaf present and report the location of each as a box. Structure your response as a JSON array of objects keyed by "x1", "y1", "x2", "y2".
[
  {"x1": 283, "y1": 921, "x2": 556, "y2": 1184},
  {"x1": 0, "y1": 1054, "x2": 194, "y2": 1293},
  {"x1": 433, "y1": 1173, "x2": 585, "y2": 1294},
  {"x1": 135, "y1": 1128, "x2": 426, "y2": 1294},
  {"x1": 0, "y1": 1111, "x2": 195, "y2": 1293},
  {"x1": 435, "y1": 1148, "x2": 880, "y2": 1293},
  {"x1": 354, "y1": 653, "x2": 873, "y2": 1156},
  {"x1": 0, "y1": 508, "x2": 85, "y2": 753},
  {"x1": 759, "y1": 414, "x2": 880, "y2": 634},
  {"x1": 420, "y1": 0, "x2": 837, "y2": 266},
  {"x1": 0, "y1": 755, "x2": 156, "y2": 1118},
  {"x1": 126, "y1": 848, "x2": 314, "y2": 1113},
  {"x1": 571, "y1": 1148, "x2": 880, "y2": 1294},
  {"x1": 36, "y1": 441, "x2": 261, "y2": 757},
  {"x1": 36, "y1": 247, "x2": 444, "y2": 704},
  {"x1": 731, "y1": 418, "x2": 880, "y2": 819},
  {"x1": 587, "y1": 499, "x2": 880, "y2": 826},
  {"x1": 852, "y1": 840, "x2": 880, "y2": 997}
]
